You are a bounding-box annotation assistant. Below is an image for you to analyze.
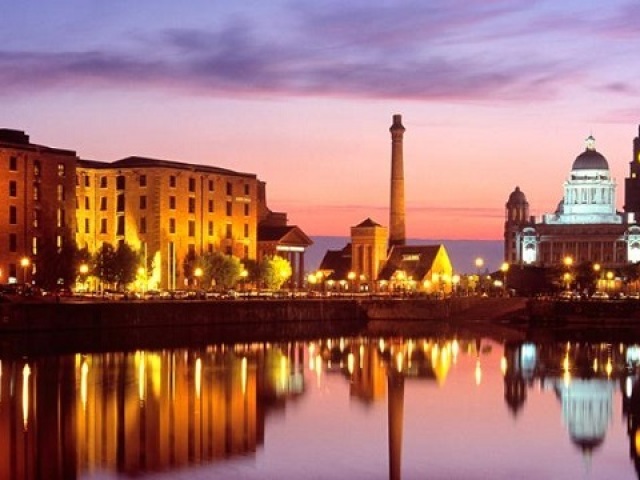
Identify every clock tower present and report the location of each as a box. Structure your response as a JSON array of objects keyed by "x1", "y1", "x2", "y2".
[{"x1": 624, "y1": 125, "x2": 640, "y2": 214}]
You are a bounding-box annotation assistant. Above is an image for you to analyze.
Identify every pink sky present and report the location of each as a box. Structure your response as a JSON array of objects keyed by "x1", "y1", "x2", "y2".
[{"x1": 2, "y1": 1, "x2": 639, "y2": 240}]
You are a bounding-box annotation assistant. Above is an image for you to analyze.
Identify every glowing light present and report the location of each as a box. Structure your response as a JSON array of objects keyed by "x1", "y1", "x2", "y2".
[
  {"x1": 315, "y1": 355, "x2": 323, "y2": 387},
  {"x1": 339, "y1": 338, "x2": 345, "y2": 352},
  {"x1": 626, "y1": 376, "x2": 634, "y2": 398},
  {"x1": 500, "y1": 356, "x2": 508, "y2": 376},
  {"x1": 347, "y1": 353, "x2": 355, "y2": 375},
  {"x1": 593, "y1": 358, "x2": 599, "y2": 373},
  {"x1": 474, "y1": 359, "x2": 482, "y2": 386},
  {"x1": 451, "y1": 339, "x2": 459, "y2": 363},
  {"x1": 563, "y1": 371, "x2": 571, "y2": 387},
  {"x1": 22, "y1": 363, "x2": 31, "y2": 431},
  {"x1": 563, "y1": 355, "x2": 570, "y2": 372},
  {"x1": 194, "y1": 357, "x2": 202, "y2": 399},
  {"x1": 241, "y1": 357, "x2": 247, "y2": 396},
  {"x1": 137, "y1": 351, "x2": 146, "y2": 402},
  {"x1": 395, "y1": 352, "x2": 404, "y2": 373},
  {"x1": 359, "y1": 344, "x2": 364, "y2": 370},
  {"x1": 636, "y1": 430, "x2": 640, "y2": 456},
  {"x1": 605, "y1": 359, "x2": 613, "y2": 377},
  {"x1": 81, "y1": 361, "x2": 89, "y2": 411},
  {"x1": 379, "y1": 338, "x2": 385, "y2": 352}
]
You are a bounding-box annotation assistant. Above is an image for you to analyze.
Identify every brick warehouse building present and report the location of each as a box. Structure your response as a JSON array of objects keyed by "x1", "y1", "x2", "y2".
[{"x1": 0, "y1": 129, "x2": 311, "y2": 290}]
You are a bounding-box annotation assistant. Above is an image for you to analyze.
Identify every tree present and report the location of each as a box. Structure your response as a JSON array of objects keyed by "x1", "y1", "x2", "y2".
[
  {"x1": 114, "y1": 242, "x2": 139, "y2": 288},
  {"x1": 260, "y1": 255, "x2": 292, "y2": 290},
  {"x1": 201, "y1": 252, "x2": 243, "y2": 290},
  {"x1": 182, "y1": 250, "x2": 198, "y2": 287},
  {"x1": 575, "y1": 261, "x2": 598, "y2": 294},
  {"x1": 95, "y1": 243, "x2": 118, "y2": 287}
]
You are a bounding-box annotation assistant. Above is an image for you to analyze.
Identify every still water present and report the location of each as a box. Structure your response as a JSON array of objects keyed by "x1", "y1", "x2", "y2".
[{"x1": 1, "y1": 333, "x2": 640, "y2": 480}]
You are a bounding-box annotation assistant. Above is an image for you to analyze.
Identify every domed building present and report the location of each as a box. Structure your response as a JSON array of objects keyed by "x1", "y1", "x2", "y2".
[{"x1": 505, "y1": 132, "x2": 640, "y2": 267}]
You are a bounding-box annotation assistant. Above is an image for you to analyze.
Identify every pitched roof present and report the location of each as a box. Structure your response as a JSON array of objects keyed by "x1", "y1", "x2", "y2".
[
  {"x1": 353, "y1": 217, "x2": 383, "y2": 228},
  {"x1": 318, "y1": 244, "x2": 352, "y2": 280},
  {"x1": 378, "y1": 245, "x2": 444, "y2": 280},
  {"x1": 258, "y1": 225, "x2": 313, "y2": 247}
]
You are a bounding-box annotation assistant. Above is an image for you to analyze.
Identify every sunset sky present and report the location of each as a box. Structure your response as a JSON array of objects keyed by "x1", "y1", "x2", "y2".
[{"x1": 2, "y1": 1, "x2": 639, "y2": 240}]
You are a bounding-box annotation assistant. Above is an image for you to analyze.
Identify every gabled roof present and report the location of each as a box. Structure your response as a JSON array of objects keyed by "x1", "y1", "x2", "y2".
[
  {"x1": 318, "y1": 244, "x2": 352, "y2": 280},
  {"x1": 258, "y1": 225, "x2": 313, "y2": 247},
  {"x1": 378, "y1": 245, "x2": 445, "y2": 280}
]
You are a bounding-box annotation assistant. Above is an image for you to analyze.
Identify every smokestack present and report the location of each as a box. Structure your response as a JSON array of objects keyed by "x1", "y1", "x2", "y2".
[{"x1": 389, "y1": 114, "x2": 406, "y2": 248}]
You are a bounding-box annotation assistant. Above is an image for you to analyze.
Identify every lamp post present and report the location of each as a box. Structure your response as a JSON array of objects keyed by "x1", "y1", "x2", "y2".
[
  {"x1": 79, "y1": 263, "x2": 89, "y2": 292},
  {"x1": 593, "y1": 263, "x2": 601, "y2": 292},
  {"x1": 20, "y1": 257, "x2": 30, "y2": 285},
  {"x1": 606, "y1": 271, "x2": 614, "y2": 296},
  {"x1": 194, "y1": 267, "x2": 203, "y2": 290},
  {"x1": 474, "y1": 257, "x2": 484, "y2": 294},
  {"x1": 500, "y1": 262, "x2": 509, "y2": 296},
  {"x1": 563, "y1": 256, "x2": 573, "y2": 290},
  {"x1": 347, "y1": 271, "x2": 356, "y2": 295}
]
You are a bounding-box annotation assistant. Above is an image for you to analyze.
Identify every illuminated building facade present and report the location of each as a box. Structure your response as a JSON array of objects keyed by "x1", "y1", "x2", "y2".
[
  {"x1": 505, "y1": 134, "x2": 640, "y2": 268},
  {"x1": 0, "y1": 129, "x2": 77, "y2": 283},
  {"x1": 76, "y1": 156, "x2": 260, "y2": 290},
  {"x1": 0, "y1": 128, "x2": 311, "y2": 290}
]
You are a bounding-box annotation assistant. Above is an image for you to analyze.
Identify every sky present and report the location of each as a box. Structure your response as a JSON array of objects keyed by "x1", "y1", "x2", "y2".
[{"x1": 1, "y1": 1, "x2": 639, "y2": 241}]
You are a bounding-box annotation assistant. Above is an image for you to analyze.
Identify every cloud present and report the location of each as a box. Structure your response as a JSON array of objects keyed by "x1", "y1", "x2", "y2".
[{"x1": 0, "y1": 2, "x2": 609, "y2": 102}]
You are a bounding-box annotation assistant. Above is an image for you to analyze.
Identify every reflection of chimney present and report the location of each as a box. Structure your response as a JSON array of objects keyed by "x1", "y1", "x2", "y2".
[
  {"x1": 388, "y1": 371, "x2": 404, "y2": 480},
  {"x1": 389, "y1": 114, "x2": 406, "y2": 249}
]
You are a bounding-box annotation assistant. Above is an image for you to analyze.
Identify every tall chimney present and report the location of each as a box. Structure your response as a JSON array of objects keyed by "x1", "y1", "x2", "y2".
[{"x1": 389, "y1": 114, "x2": 406, "y2": 248}]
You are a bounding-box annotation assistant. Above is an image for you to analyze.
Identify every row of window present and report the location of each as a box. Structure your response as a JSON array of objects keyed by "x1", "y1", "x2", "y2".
[
  {"x1": 7, "y1": 207, "x2": 66, "y2": 228},
  {"x1": 8, "y1": 157, "x2": 66, "y2": 177},
  {"x1": 76, "y1": 173, "x2": 251, "y2": 196},
  {"x1": 76, "y1": 195, "x2": 250, "y2": 216},
  {"x1": 80, "y1": 217, "x2": 250, "y2": 239},
  {"x1": 8, "y1": 181, "x2": 67, "y2": 201},
  {"x1": 7, "y1": 233, "x2": 62, "y2": 254}
]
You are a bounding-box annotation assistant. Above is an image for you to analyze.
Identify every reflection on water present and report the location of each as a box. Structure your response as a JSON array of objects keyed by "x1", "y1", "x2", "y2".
[{"x1": 1, "y1": 336, "x2": 640, "y2": 479}]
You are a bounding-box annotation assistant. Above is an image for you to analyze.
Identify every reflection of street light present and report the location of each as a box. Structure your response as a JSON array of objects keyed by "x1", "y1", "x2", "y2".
[{"x1": 20, "y1": 257, "x2": 30, "y2": 284}]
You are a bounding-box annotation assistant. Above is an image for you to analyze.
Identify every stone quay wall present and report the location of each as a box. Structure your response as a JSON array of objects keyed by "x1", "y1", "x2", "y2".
[{"x1": 0, "y1": 297, "x2": 490, "y2": 334}]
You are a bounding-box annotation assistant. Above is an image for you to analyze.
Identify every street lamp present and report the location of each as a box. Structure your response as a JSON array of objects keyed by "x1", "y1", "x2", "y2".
[
  {"x1": 347, "y1": 271, "x2": 356, "y2": 294},
  {"x1": 474, "y1": 257, "x2": 484, "y2": 294},
  {"x1": 79, "y1": 263, "x2": 89, "y2": 292},
  {"x1": 194, "y1": 267, "x2": 203, "y2": 289},
  {"x1": 563, "y1": 256, "x2": 573, "y2": 291},
  {"x1": 593, "y1": 263, "x2": 601, "y2": 292},
  {"x1": 20, "y1": 257, "x2": 30, "y2": 285},
  {"x1": 606, "y1": 271, "x2": 614, "y2": 295},
  {"x1": 500, "y1": 262, "x2": 509, "y2": 295}
]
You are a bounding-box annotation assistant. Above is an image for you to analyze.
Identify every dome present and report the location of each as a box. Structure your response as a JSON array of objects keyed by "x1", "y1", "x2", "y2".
[
  {"x1": 572, "y1": 149, "x2": 609, "y2": 170},
  {"x1": 571, "y1": 135, "x2": 609, "y2": 170},
  {"x1": 507, "y1": 186, "x2": 527, "y2": 205}
]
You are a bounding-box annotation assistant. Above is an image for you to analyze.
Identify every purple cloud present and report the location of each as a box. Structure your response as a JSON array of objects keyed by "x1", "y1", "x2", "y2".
[{"x1": 0, "y1": 2, "x2": 625, "y2": 103}]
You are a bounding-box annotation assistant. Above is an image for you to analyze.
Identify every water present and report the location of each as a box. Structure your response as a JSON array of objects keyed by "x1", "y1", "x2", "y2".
[{"x1": 1, "y1": 332, "x2": 639, "y2": 479}]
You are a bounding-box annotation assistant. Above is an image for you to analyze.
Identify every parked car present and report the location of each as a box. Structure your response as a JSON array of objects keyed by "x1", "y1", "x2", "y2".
[
  {"x1": 558, "y1": 290, "x2": 580, "y2": 300},
  {"x1": 591, "y1": 291, "x2": 609, "y2": 300}
]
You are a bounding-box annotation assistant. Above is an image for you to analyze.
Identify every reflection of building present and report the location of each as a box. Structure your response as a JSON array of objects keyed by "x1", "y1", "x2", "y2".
[
  {"x1": 505, "y1": 133, "x2": 640, "y2": 268},
  {"x1": 0, "y1": 129, "x2": 77, "y2": 283},
  {"x1": 549, "y1": 378, "x2": 614, "y2": 453},
  {"x1": 0, "y1": 343, "x2": 310, "y2": 479},
  {"x1": 319, "y1": 115, "x2": 452, "y2": 292}
]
